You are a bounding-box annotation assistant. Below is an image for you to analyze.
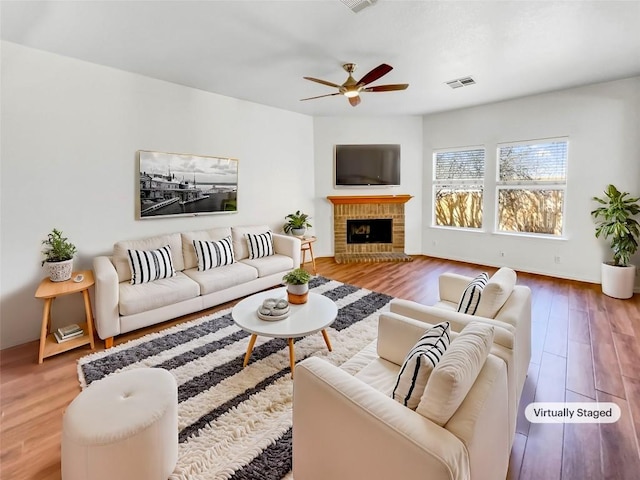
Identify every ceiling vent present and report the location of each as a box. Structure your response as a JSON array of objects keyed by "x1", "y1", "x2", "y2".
[
  {"x1": 445, "y1": 76, "x2": 476, "y2": 89},
  {"x1": 340, "y1": 0, "x2": 378, "y2": 13}
]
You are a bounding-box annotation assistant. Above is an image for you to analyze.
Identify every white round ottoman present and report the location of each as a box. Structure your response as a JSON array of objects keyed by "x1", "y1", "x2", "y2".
[{"x1": 62, "y1": 368, "x2": 178, "y2": 480}]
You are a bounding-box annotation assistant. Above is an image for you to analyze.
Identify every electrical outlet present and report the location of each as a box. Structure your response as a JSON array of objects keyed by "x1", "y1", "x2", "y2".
[
  {"x1": 499, "y1": 251, "x2": 505, "y2": 258},
  {"x1": 432, "y1": 240, "x2": 437, "y2": 246},
  {"x1": 554, "y1": 255, "x2": 561, "y2": 264}
]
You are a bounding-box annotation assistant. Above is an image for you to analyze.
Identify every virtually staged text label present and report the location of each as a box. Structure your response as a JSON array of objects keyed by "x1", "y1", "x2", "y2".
[{"x1": 525, "y1": 402, "x2": 621, "y2": 423}]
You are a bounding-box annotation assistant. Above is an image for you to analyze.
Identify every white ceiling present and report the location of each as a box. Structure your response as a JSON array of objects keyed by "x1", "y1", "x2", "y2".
[{"x1": 2, "y1": 0, "x2": 640, "y2": 117}]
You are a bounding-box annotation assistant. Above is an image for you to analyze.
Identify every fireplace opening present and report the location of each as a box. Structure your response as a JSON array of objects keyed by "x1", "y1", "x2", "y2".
[{"x1": 347, "y1": 219, "x2": 392, "y2": 244}]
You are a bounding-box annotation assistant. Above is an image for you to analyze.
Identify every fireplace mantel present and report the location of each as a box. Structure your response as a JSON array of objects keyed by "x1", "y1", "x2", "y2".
[{"x1": 327, "y1": 195, "x2": 413, "y2": 205}]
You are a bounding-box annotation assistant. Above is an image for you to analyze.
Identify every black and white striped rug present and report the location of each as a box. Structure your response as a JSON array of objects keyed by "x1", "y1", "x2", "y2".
[{"x1": 77, "y1": 276, "x2": 393, "y2": 480}]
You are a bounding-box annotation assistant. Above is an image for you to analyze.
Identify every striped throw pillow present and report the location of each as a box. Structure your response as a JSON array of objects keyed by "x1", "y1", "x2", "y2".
[
  {"x1": 391, "y1": 322, "x2": 450, "y2": 410},
  {"x1": 193, "y1": 236, "x2": 235, "y2": 271},
  {"x1": 457, "y1": 272, "x2": 489, "y2": 315},
  {"x1": 245, "y1": 231, "x2": 274, "y2": 259},
  {"x1": 127, "y1": 245, "x2": 176, "y2": 285}
]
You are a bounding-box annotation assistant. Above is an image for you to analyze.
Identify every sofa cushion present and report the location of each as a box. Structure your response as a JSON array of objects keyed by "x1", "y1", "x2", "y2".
[
  {"x1": 391, "y1": 322, "x2": 450, "y2": 410},
  {"x1": 475, "y1": 268, "x2": 517, "y2": 318},
  {"x1": 416, "y1": 322, "x2": 495, "y2": 426},
  {"x1": 118, "y1": 272, "x2": 200, "y2": 316},
  {"x1": 456, "y1": 272, "x2": 488, "y2": 315},
  {"x1": 193, "y1": 236, "x2": 235, "y2": 271},
  {"x1": 231, "y1": 225, "x2": 271, "y2": 260},
  {"x1": 127, "y1": 245, "x2": 176, "y2": 285},
  {"x1": 183, "y1": 262, "x2": 258, "y2": 295},
  {"x1": 245, "y1": 231, "x2": 274, "y2": 259},
  {"x1": 113, "y1": 233, "x2": 184, "y2": 283},
  {"x1": 240, "y1": 254, "x2": 294, "y2": 278},
  {"x1": 181, "y1": 227, "x2": 232, "y2": 270}
]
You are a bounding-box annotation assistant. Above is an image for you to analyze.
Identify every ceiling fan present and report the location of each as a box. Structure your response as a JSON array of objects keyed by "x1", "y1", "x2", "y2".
[{"x1": 300, "y1": 63, "x2": 409, "y2": 107}]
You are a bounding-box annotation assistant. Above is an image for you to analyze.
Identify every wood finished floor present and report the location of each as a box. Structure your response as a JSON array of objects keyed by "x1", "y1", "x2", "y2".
[{"x1": 1, "y1": 255, "x2": 639, "y2": 479}]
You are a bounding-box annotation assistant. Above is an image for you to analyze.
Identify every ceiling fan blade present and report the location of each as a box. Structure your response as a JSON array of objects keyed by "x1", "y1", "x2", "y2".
[
  {"x1": 303, "y1": 76, "x2": 341, "y2": 88},
  {"x1": 363, "y1": 83, "x2": 409, "y2": 92},
  {"x1": 357, "y1": 63, "x2": 393, "y2": 86},
  {"x1": 348, "y1": 95, "x2": 361, "y2": 107},
  {"x1": 300, "y1": 92, "x2": 341, "y2": 101}
]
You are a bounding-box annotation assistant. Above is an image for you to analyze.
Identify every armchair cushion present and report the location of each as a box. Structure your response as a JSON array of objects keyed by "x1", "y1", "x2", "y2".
[
  {"x1": 475, "y1": 267, "x2": 517, "y2": 318},
  {"x1": 456, "y1": 272, "x2": 488, "y2": 314},
  {"x1": 391, "y1": 322, "x2": 450, "y2": 409},
  {"x1": 417, "y1": 322, "x2": 495, "y2": 426}
]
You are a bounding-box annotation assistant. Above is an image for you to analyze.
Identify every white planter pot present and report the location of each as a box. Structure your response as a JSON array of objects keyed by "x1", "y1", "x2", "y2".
[
  {"x1": 291, "y1": 228, "x2": 306, "y2": 237},
  {"x1": 45, "y1": 259, "x2": 74, "y2": 282},
  {"x1": 601, "y1": 262, "x2": 636, "y2": 299},
  {"x1": 287, "y1": 283, "x2": 309, "y2": 296}
]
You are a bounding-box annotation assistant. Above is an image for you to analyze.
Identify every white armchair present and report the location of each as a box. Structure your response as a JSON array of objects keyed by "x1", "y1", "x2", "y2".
[
  {"x1": 292, "y1": 313, "x2": 511, "y2": 480},
  {"x1": 389, "y1": 267, "x2": 532, "y2": 446}
]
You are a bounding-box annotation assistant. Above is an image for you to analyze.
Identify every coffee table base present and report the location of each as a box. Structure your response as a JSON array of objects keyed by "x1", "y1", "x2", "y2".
[{"x1": 242, "y1": 329, "x2": 333, "y2": 378}]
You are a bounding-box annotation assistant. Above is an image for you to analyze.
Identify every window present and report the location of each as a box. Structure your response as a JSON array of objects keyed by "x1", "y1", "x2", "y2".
[
  {"x1": 496, "y1": 138, "x2": 568, "y2": 236},
  {"x1": 433, "y1": 147, "x2": 485, "y2": 229}
]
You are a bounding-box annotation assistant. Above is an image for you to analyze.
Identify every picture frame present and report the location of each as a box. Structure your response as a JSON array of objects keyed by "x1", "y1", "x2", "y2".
[{"x1": 137, "y1": 150, "x2": 238, "y2": 219}]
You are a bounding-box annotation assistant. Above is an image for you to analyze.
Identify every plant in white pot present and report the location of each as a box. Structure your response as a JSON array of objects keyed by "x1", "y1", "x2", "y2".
[
  {"x1": 591, "y1": 184, "x2": 640, "y2": 299},
  {"x1": 282, "y1": 268, "x2": 312, "y2": 304},
  {"x1": 41, "y1": 228, "x2": 77, "y2": 282},
  {"x1": 283, "y1": 210, "x2": 312, "y2": 237}
]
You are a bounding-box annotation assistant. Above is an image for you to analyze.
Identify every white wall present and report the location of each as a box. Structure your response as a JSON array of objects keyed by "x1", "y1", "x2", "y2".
[
  {"x1": 0, "y1": 42, "x2": 315, "y2": 349},
  {"x1": 312, "y1": 116, "x2": 423, "y2": 257},
  {"x1": 422, "y1": 77, "x2": 640, "y2": 285}
]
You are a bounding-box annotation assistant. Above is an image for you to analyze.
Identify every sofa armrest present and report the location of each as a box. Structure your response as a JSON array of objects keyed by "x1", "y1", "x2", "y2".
[
  {"x1": 439, "y1": 273, "x2": 473, "y2": 303},
  {"x1": 389, "y1": 299, "x2": 514, "y2": 351},
  {"x1": 92, "y1": 256, "x2": 121, "y2": 340},
  {"x1": 272, "y1": 233, "x2": 300, "y2": 268},
  {"x1": 293, "y1": 357, "x2": 470, "y2": 480}
]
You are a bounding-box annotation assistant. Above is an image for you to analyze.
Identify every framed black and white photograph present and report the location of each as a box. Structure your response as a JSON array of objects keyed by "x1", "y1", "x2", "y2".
[{"x1": 137, "y1": 150, "x2": 238, "y2": 219}]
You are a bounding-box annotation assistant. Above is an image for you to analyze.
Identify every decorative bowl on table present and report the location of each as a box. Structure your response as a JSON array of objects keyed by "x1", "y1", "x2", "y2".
[{"x1": 257, "y1": 298, "x2": 290, "y2": 321}]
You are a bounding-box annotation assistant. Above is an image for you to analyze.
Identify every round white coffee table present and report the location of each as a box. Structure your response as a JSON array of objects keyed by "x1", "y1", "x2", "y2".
[{"x1": 232, "y1": 287, "x2": 338, "y2": 377}]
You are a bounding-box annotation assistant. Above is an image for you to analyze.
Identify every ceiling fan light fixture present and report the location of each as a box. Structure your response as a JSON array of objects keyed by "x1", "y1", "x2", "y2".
[{"x1": 344, "y1": 90, "x2": 360, "y2": 98}]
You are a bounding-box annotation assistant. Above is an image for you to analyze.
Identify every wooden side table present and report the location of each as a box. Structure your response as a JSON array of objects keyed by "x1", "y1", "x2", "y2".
[
  {"x1": 299, "y1": 236, "x2": 317, "y2": 274},
  {"x1": 34, "y1": 270, "x2": 96, "y2": 364}
]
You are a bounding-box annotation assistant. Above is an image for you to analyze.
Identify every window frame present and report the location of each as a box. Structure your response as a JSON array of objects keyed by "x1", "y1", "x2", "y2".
[
  {"x1": 494, "y1": 137, "x2": 569, "y2": 238},
  {"x1": 432, "y1": 145, "x2": 486, "y2": 231}
]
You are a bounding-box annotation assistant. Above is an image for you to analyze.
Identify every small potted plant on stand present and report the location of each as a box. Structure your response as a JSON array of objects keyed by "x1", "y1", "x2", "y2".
[
  {"x1": 591, "y1": 184, "x2": 640, "y2": 299},
  {"x1": 282, "y1": 268, "x2": 312, "y2": 304},
  {"x1": 283, "y1": 210, "x2": 312, "y2": 237},
  {"x1": 41, "y1": 228, "x2": 77, "y2": 282}
]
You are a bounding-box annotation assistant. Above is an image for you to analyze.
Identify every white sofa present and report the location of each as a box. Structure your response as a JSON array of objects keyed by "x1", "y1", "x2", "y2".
[
  {"x1": 293, "y1": 313, "x2": 511, "y2": 480},
  {"x1": 388, "y1": 267, "x2": 532, "y2": 446},
  {"x1": 93, "y1": 225, "x2": 300, "y2": 347}
]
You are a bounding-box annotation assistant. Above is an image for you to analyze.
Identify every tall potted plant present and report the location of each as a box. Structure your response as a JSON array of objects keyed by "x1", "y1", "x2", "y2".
[
  {"x1": 591, "y1": 184, "x2": 640, "y2": 299},
  {"x1": 41, "y1": 228, "x2": 77, "y2": 282},
  {"x1": 283, "y1": 210, "x2": 312, "y2": 236}
]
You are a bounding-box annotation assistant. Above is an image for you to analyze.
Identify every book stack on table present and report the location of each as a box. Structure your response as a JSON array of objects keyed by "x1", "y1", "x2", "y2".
[{"x1": 54, "y1": 324, "x2": 84, "y2": 343}]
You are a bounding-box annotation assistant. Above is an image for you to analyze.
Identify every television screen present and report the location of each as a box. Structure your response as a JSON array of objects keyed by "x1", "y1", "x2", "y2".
[{"x1": 335, "y1": 144, "x2": 401, "y2": 186}]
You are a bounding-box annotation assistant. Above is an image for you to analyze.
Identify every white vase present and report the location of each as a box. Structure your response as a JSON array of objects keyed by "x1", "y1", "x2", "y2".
[
  {"x1": 46, "y1": 259, "x2": 74, "y2": 282},
  {"x1": 601, "y1": 262, "x2": 636, "y2": 299}
]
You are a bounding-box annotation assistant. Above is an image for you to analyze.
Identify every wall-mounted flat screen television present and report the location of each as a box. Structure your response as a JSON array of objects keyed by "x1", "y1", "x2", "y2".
[{"x1": 335, "y1": 144, "x2": 401, "y2": 187}]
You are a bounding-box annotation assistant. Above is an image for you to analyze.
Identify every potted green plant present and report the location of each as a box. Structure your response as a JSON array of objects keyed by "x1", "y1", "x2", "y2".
[
  {"x1": 591, "y1": 184, "x2": 640, "y2": 299},
  {"x1": 282, "y1": 267, "x2": 312, "y2": 304},
  {"x1": 283, "y1": 210, "x2": 312, "y2": 236},
  {"x1": 41, "y1": 228, "x2": 77, "y2": 282}
]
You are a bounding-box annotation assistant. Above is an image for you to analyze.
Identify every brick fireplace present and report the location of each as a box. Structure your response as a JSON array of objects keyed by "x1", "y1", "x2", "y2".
[{"x1": 327, "y1": 195, "x2": 413, "y2": 263}]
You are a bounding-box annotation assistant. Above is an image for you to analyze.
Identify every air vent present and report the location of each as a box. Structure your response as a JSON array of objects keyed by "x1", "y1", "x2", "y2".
[
  {"x1": 445, "y1": 76, "x2": 476, "y2": 89},
  {"x1": 340, "y1": 0, "x2": 378, "y2": 13}
]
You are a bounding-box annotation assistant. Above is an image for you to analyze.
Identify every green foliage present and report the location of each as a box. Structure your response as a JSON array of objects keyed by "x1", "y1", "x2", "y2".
[
  {"x1": 283, "y1": 210, "x2": 312, "y2": 234},
  {"x1": 591, "y1": 184, "x2": 640, "y2": 267},
  {"x1": 41, "y1": 228, "x2": 77, "y2": 265},
  {"x1": 282, "y1": 268, "x2": 312, "y2": 285}
]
